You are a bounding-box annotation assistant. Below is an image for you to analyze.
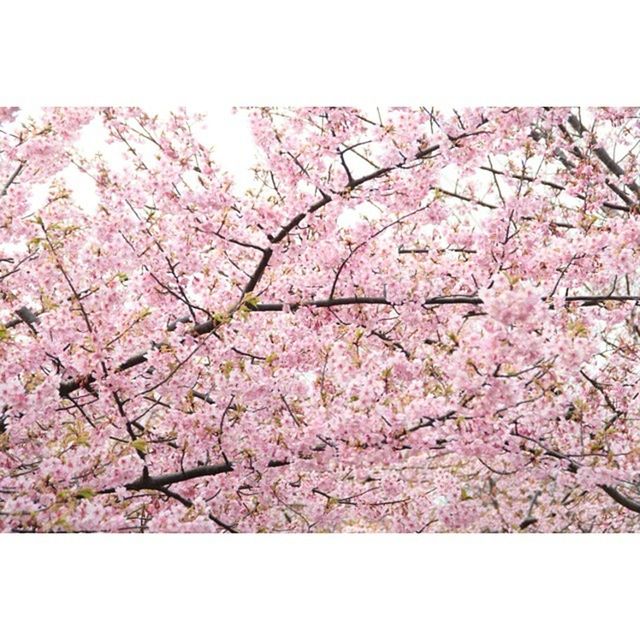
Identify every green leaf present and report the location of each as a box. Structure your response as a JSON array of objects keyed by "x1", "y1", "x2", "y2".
[
  {"x1": 460, "y1": 487, "x2": 473, "y2": 501},
  {"x1": 243, "y1": 293, "x2": 260, "y2": 309},
  {"x1": 131, "y1": 439, "x2": 149, "y2": 453}
]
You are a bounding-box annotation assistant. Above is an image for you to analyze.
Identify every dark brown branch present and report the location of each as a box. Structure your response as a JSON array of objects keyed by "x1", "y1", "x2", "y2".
[
  {"x1": 156, "y1": 486, "x2": 237, "y2": 533},
  {"x1": 479, "y1": 165, "x2": 630, "y2": 212},
  {"x1": 1, "y1": 161, "x2": 25, "y2": 197},
  {"x1": 267, "y1": 193, "x2": 332, "y2": 244},
  {"x1": 253, "y1": 297, "x2": 393, "y2": 312},
  {"x1": 599, "y1": 484, "x2": 640, "y2": 515},
  {"x1": 241, "y1": 247, "x2": 272, "y2": 296},
  {"x1": 125, "y1": 462, "x2": 233, "y2": 490},
  {"x1": 567, "y1": 114, "x2": 640, "y2": 201},
  {"x1": 515, "y1": 432, "x2": 640, "y2": 515}
]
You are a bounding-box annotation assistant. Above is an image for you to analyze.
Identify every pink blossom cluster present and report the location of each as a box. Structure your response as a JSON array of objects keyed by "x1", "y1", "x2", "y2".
[{"x1": 2, "y1": 106, "x2": 640, "y2": 532}]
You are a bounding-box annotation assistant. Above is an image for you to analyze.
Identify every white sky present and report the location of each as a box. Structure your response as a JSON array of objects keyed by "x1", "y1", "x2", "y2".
[{"x1": 51, "y1": 107, "x2": 257, "y2": 213}]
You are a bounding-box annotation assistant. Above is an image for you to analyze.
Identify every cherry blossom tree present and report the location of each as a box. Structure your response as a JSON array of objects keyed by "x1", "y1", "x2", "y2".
[{"x1": 2, "y1": 105, "x2": 640, "y2": 532}]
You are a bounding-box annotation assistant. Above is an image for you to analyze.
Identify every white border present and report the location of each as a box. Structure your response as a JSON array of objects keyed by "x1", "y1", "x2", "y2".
[
  {"x1": 2, "y1": 534, "x2": 639, "y2": 638},
  {"x1": 1, "y1": 1, "x2": 638, "y2": 104}
]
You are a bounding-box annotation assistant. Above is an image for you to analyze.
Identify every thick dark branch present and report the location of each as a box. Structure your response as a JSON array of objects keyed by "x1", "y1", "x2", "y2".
[
  {"x1": 254, "y1": 293, "x2": 640, "y2": 314},
  {"x1": 242, "y1": 193, "x2": 333, "y2": 308},
  {"x1": 93, "y1": 457, "x2": 293, "y2": 499},
  {"x1": 264, "y1": 144, "x2": 440, "y2": 247},
  {"x1": 241, "y1": 247, "x2": 272, "y2": 296},
  {"x1": 570, "y1": 295, "x2": 640, "y2": 305},
  {"x1": 125, "y1": 462, "x2": 234, "y2": 490},
  {"x1": 423, "y1": 296, "x2": 483, "y2": 306},
  {"x1": 254, "y1": 297, "x2": 392, "y2": 312},
  {"x1": 567, "y1": 113, "x2": 640, "y2": 201},
  {"x1": 515, "y1": 432, "x2": 640, "y2": 515},
  {"x1": 1, "y1": 161, "x2": 25, "y2": 197},
  {"x1": 438, "y1": 187, "x2": 497, "y2": 209},
  {"x1": 347, "y1": 144, "x2": 440, "y2": 190},
  {"x1": 267, "y1": 193, "x2": 332, "y2": 244},
  {"x1": 599, "y1": 484, "x2": 640, "y2": 515},
  {"x1": 568, "y1": 115, "x2": 640, "y2": 204},
  {"x1": 479, "y1": 165, "x2": 631, "y2": 212},
  {"x1": 156, "y1": 486, "x2": 237, "y2": 533}
]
